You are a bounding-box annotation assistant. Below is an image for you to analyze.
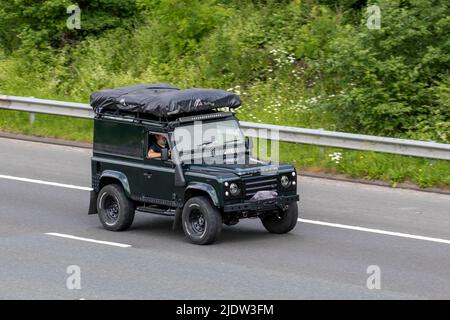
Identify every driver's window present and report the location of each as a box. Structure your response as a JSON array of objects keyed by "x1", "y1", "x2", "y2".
[{"x1": 147, "y1": 133, "x2": 170, "y2": 160}]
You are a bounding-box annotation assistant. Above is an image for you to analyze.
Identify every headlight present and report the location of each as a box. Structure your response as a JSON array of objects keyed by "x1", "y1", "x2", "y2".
[
  {"x1": 229, "y1": 182, "x2": 240, "y2": 195},
  {"x1": 281, "y1": 175, "x2": 290, "y2": 188}
]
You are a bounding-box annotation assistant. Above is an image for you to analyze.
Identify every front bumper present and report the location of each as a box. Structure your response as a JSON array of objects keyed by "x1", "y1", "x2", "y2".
[{"x1": 223, "y1": 194, "x2": 299, "y2": 213}]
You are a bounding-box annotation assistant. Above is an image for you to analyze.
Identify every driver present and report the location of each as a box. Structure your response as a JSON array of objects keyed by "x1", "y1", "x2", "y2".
[{"x1": 148, "y1": 134, "x2": 168, "y2": 159}]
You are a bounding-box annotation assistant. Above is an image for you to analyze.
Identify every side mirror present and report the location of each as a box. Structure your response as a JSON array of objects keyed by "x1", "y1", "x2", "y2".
[
  {"x1": 161, "y1": 148, "x2": 169, "y2": 161},
  {"x1": 171, "y1": 144, "x2": 186, "y2": 187}
]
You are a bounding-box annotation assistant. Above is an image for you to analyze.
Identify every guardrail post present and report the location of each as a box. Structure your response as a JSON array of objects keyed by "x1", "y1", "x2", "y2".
[
  {"x1": 319, "y1": 146, "x2": 325, "y2": 158},
  {"x1": 29, "y1": 112, "x2": 35, "y2": 124}
]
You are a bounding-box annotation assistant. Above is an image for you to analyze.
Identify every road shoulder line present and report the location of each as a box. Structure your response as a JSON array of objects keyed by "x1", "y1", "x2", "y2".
[
  {"x1": 299, "y1": 218, "x2": 450, "y2": 245},
  {"x1": 0, "y1": 174, "x2": 92, "y2": 191},
  {"x1": 45, "y1": 232, "x2": 131, "y2": 248}
]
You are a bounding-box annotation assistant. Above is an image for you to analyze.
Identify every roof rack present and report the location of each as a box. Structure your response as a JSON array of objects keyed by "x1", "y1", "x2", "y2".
[{"x1": 97, "y1": 108, "x2": 236, "y2": 129}]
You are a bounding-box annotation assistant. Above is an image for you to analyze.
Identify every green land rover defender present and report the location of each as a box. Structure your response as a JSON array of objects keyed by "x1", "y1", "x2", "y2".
[{"x1": 88, "y1": 83, "x2": 299, "y2": 244}]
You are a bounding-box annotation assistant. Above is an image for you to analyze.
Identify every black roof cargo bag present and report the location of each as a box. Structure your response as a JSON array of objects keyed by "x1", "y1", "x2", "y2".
[{"x1": 90, "y1": 83, "x2": 241, "y2": 117}]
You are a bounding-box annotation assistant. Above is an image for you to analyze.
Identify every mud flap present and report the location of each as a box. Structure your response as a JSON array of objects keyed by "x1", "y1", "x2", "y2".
[
  {"x1": 172, "y1": 208, "x2": 182, "y2": 230},
  {"x1": 88, "y1": 190, "x2": 98, "y2": 215}
]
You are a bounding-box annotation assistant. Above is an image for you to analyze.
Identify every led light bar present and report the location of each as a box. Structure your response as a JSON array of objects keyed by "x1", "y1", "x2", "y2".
[{"x1": 177, "y1": 112, "x2": 234, "y2": 123}]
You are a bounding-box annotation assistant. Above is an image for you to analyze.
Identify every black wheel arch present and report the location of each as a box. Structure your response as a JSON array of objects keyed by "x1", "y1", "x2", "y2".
[
  {"x1": 183, "y1": 183, "x2": 219, "y2": 207},
  {"x1": 98, "y1": 170, "x2": 131, "y2": 196},
  {"x1": 90, "y1": 170, "x2": 132, "y2": 215}
]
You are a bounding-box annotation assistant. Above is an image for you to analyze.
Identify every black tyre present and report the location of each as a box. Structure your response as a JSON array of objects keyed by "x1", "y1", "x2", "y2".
[
  {"x1": 261, "y1": 203, "x2": 298, "y2": 234},
  {"x1": 97, "y1": 184, "x2": 135, "y2": 231},
  {"x1": 182, "y1": 196, "x2": 222, "y2": 245}
]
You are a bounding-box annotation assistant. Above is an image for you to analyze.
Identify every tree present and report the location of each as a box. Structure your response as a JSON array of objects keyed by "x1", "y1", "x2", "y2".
[
  {"x1": 323, "y1": 0, "x2": 450, "y2": 142},
  {"x1": 0, "y1": 0, "x2": 138, "y2": 51}
]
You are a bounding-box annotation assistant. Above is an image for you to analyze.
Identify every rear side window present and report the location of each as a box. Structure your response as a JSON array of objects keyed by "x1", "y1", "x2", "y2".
[{"x1": 93, "y1": 119, "x2": 143, "y2": 158}]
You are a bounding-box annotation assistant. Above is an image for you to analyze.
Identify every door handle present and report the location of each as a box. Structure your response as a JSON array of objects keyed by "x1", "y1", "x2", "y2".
[{"x1": 144, "y1": 172, "x2": 152, "y2": 179}]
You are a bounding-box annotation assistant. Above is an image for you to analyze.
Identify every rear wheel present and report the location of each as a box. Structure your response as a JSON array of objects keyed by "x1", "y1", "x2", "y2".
[
  {"x1": 182, "y1": 196, "x2": 222, "y2": 245},
  {"x1": 97, "y1": 184, "x2": 135, "y2": 231},
  {"x1": 261, "y1": 203, "x2": 298, "y2": 234}
]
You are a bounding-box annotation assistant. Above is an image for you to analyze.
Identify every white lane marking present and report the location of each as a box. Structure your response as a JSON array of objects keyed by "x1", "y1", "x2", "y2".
[
  {"x1": 0, "y1": 174, "x2": 92, "y2": 191},
  {"x1": 298, "y1": 218, "x2": 450, "y2": 245},
  {"x1": 45, "y1": 233, "x2": 131, "y2": 248}
]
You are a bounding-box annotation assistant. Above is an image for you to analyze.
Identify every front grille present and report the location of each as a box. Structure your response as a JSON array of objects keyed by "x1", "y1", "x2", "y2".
[{"x1": 243, "y1": 175, "x2": 278, "y2": 199}]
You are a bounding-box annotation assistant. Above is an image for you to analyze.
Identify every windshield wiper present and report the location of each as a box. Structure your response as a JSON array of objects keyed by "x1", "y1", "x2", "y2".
[
  {"x1": 223, "y1": 139, "x2": 240, "y2": 144},
  {"x1": 197, "y1": 138, "x2": 240, "y2": 148},
  {"x1": 197, "y1": 139, "x2": 215, "y2": 147}
]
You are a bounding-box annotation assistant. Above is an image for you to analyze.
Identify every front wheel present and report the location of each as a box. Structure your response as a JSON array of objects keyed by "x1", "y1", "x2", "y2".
[
  {"x1": 182, "y1": 196, "x2": 222, "y2": 245},
  {"x1": 261, "y1": 203, "x2": 298, "y2": 234},
  {"x1": 97, "y1": 184, "x2": 135, "y2": 231}
]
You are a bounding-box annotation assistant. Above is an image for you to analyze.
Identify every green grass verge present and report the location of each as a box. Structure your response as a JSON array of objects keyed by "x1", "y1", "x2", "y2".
[
  {"x1": 0, "y1": 110, "x2": 93, "y2": 142},
  {"x1": 1, "y1": 110, "x2": 449, "y2": 189},
  {"x1": 278, "y1": 142, "x2": 450, "y2": 189}
]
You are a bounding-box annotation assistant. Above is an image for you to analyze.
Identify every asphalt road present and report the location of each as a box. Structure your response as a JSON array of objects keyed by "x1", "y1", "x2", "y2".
[{"x1": 0, "y1": 137, "x2": 449, "y2": 299}]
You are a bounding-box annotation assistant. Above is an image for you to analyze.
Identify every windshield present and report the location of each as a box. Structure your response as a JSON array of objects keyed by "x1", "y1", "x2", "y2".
[{"x1": 173, "y1": 119, "x2": 246, "y2": 163}]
